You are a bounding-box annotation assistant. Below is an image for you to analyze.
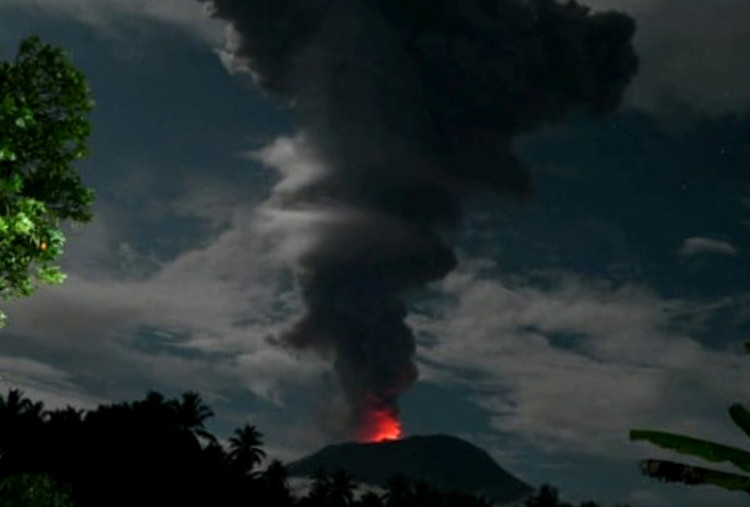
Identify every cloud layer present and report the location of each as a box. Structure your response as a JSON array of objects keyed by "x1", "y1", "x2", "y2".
[
  {"x1": 679, "y1": 237, "x2": 739, "y2": 257},
  {"x1": 410, "y1": 258, "x2": 750, "y2": 465}
]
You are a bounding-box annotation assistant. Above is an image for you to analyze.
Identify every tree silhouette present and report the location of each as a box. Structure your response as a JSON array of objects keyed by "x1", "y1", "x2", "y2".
[
  {"x1": 229, "y1": 423, "x2": 266, "y2": 476},
  {"x1": 0, "y1": 388, "x2": 627, "y2": 507},
  {"x1": 328, "y1": 469, "x2": 356, "y2": 507},
  {"x1": 525, "y1": 484, "x2": 572, "y2": 507},
  {"x1": 171, "y1": 391, "x2": 217, "y2": 445},
  {"x1": 260, "y1": 459, "x2": 294, "y2": 507},
  {"x1": 0, "y1": 388, "x2": 38, "y2": 418},
  {"x1": 383, "y1": 474, "x2": 414, "y2": 507},
  {"x1": 358, "y1": 491, "x2": 384, "y2": 507},
  {"x1": 302, "y1": 467, "x2": 333, "y2": 507}
]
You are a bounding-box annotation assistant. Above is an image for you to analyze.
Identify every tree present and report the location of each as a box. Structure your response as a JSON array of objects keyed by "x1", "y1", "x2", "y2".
[
  {"x1": 524, "y1": 484, "x2": 572, "y2": 507},
  {"x1": 0, "y1": 34, "x2": 96, "y2": 329},
  {"x1": 0, "y1": 473, "x2": 74, "y2": 507},
  {"x1": 328, "y1": 469, "x2": 356, "y2": 507},
  {"x1": 260, "y1": 460, "x2": 294, "y2": 507},
  {"x1": 228, "y1": 423, "x2": 266, "y2": 475},
  {"x1": 171, "y1": 391, "x2": 217, "y2": 445}
]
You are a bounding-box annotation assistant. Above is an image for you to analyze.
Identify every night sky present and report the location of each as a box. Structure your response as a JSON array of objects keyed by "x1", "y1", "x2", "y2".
[{"x1": 1, "y1": 1, "x2": 750, "y2": 506}]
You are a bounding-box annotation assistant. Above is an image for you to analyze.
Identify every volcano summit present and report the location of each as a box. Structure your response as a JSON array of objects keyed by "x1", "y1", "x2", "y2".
[{"x1": 286, "y1": 434, "x2": 534, "y2": 505}]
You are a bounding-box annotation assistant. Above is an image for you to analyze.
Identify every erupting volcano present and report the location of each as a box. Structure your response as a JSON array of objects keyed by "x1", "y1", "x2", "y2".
[
  {"x1": 201, "y1": 0, "x2": 637, "y2": 439},
  {"x1": 359, "y1": 407, "x2": 402, "y2": 443}
]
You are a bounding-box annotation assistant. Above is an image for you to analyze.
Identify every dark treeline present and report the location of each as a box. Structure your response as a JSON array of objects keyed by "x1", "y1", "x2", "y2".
[{"x1": 0, "y1": 389, "x2": 629, "y2": 507}]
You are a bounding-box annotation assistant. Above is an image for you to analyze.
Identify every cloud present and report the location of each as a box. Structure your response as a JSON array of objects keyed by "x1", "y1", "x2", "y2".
[
  {"x1": 584, "y1": 0, "x2": 750, "y2": 112},
  {"x1": 0, "y1": 192, "x2": 325, "y2": 405},
  {"x1": 408, "y1": 257, "x2": 750, "y2": 464},
  {"x1": 0, "y1": 356, "x2": 103, "y2": 411},
  {"x1": 5, "y1": 0, "x2": 225, "y2": 45},
  {"x1": 679, "y1": 237, "x2": 739, "y2": 257}
]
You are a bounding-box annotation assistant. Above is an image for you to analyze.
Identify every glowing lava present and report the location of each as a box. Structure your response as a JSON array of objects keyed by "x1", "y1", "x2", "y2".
[{"x1": 360, "y1": 408, "x2": 402, "y2": 443}]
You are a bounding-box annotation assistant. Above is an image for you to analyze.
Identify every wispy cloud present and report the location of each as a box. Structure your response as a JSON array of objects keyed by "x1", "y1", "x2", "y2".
[
  {"x1": 0, "y1": 187, "x2": 325, "y2": 406},
  {"x1": 409, "y1": 258, "x2": 750, "y2": 464},
  {"x1": 679, "y1": 237, "x2": 739, "y2": 257},
  {"x1": 5, "y1": 0, "x2": 224, "y2": 45}
]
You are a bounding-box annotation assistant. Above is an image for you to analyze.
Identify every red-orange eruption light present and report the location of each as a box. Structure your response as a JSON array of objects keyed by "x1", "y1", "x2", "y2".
[{"x1": 359, "y1": 408, "x2": 402, "y2": 443}]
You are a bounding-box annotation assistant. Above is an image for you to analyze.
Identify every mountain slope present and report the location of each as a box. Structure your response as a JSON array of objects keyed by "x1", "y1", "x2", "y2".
[{"x1": 286, "y1": 434, "x2": 534, "y2": 505}]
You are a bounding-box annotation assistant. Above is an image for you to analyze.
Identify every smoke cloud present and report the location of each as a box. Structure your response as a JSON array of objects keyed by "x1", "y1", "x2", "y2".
[{"x1": 201, "y1": 0, "x2": 638, "y2": 439}]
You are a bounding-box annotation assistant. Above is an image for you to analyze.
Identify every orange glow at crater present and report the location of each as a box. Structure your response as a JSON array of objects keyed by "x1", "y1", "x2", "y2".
[{"x1": 360, "y1": 408, "x2": 402, "y2": 443}]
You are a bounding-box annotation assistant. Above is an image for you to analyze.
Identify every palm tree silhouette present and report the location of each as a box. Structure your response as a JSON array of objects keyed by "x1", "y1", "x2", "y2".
[
  {"x1": 261, "y1": 459, "x2": 294, "y2": 507},
  {"x1": 523, "y1": 484, "x2": 572, "y2": 507},
  {"x1": 359, "y1": 491, "x2": 384, "y2": 507},
  {"x1": 383, "y1": 475, "x2": 411, "y2": 507},
  {"x1": 328, "y1": 469, "x2": 356, "y2": 507},
  {"x1": 228, "y1": 423, "x2": 266, "y2": 475},
  {"x1": 171, "y1": 391, "x2": 217, "y2": 445},
  {"x1": 0, "y1": 389, "x2": 35, "y2": 419}
]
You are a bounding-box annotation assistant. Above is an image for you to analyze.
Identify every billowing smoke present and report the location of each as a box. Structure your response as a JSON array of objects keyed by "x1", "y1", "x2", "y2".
[{"x1": 201, "y1": 0, "x2": 637, "y2": 439}]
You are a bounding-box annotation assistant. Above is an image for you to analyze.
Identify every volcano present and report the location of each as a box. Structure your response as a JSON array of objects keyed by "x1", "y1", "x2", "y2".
[{"x1": 286, "y1": 434, "x2": 534, "y2": 506}]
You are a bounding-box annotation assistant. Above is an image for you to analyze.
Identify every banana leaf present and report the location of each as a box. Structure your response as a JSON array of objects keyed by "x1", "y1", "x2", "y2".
[
  {"x1": 729, "y1": 404, "x2": 750, "y2": 441},
  {"x1": 629, "y1": 429, "x2": 750, "y2": 474},
  {"x1": 638, "y1": 459, "x2": 750, "y2": 493}
]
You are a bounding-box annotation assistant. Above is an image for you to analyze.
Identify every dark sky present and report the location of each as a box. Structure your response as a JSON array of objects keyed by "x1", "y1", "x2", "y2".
[{"x1": 1, "y1": 1, "x2": 749, "y2": 506}]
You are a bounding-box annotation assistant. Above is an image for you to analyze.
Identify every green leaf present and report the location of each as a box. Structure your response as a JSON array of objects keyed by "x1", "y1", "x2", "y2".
[
  {"x1": 0, "y1": 174, "x2": 23, "y2": 194},
  {"x1": 11, "y1": 213, "x2": 34, "y2": 235},
  {"x1": 730, "y1": 404, "x2": 750, "y2": 441},
  {"x1": 638, "y1": 459, "x2": 750, "y2": 493},
  {"x1": 629, "y1": 429, "x2": 750, "y2": 474},
  {"x1": 37, "y1": 265, "x2": 65, "y2": 285},
  {"x1": 0, "y1": 148, "x2": 17, "y2": 162}
]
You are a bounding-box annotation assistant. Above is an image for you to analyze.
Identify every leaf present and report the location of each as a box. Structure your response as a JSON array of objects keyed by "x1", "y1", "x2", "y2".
[
  {"x1": 0, "y1": 174, "x2": 23, "y2": 194},
  {"x1": 36, "y1": 265, "x2": 65, "y2": 285},
  {"x1": 11, "y1": 213, "x2": 34, "y2": 236},
  {"x1": 630, "y1": 429, "x2": 750, "y2": 474},
  {"x1": 0, "y1": 148, "x2": 17, "y2": 162},
  {"x1": 638, "y1": 459, "x2": 750, "y2": 493},
  {"x1": 730, "y1": 404, "x2": 750, "y2": 441}
]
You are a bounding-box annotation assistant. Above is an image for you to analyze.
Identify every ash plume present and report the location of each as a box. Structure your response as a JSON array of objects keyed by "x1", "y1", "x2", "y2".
[{"x1": 201, "y1": 0, "x2": 638, "y2": 438}]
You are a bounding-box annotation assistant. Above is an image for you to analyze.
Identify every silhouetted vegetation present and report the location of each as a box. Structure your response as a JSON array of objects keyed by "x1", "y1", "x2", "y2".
[
  {"x1": 523, "y1": 484, "x2": 631, "y2": 507},
  {"x1": 0, "y1": 389, "x2": 630, "y2": 506}
]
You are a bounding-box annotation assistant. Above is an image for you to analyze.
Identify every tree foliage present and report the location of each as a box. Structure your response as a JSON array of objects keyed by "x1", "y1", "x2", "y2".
[
  {"x1": 0, "y1": 473, "x2": 74, "y2": 507},
  {"x1": 0, "y1": 35, "x2": 95, "y2": 328}
]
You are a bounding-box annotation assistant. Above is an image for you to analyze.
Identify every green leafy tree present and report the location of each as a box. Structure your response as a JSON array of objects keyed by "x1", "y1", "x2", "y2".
[
  {"x1": 0, "y1": 34, "x2": 96, "y2": 328},
  {"x1": 0, "y1": 473, "x2": 74, "y2": 507}
]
